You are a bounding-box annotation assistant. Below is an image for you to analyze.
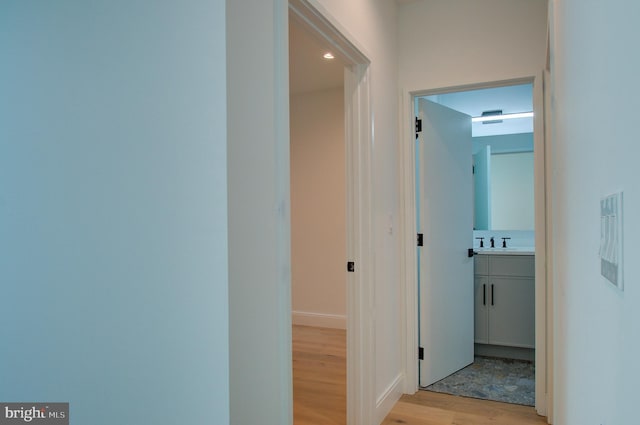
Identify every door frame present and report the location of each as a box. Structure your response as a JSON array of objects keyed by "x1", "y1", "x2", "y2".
[
  {"x1": 398, "y1": 74, "x2": 551, "y2": 417},
  {"x1": 288, "y1": 1, "x2": 375, "y2": 424}
]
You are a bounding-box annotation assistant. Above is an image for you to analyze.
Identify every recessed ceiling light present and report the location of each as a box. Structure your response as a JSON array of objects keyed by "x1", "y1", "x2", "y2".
[{"x1": 323, "y1": 52, "x2": 335, "y2": 60}]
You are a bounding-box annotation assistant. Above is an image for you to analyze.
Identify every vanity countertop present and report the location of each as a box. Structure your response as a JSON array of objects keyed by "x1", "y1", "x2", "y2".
[{"x1": 475, "y1": 247, "x2": 535, "y2": 256}]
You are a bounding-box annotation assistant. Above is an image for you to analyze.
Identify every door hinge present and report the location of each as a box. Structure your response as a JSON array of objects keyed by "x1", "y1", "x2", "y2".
[
  {"x1": 415, "y1": 117, "x2": 422, "y2": 133},
  {"x1": 417, "y1": 233, "x2": 424, "y2": 247},
  {"x1": 418, "y1": 346, "x2": 424, "y2": 360},
  {"x1": 347, "y1": 261, "x2": 355, "y2": 272}
]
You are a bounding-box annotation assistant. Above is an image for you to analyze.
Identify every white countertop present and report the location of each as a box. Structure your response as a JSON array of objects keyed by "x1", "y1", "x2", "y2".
[{"x1": 475, "y1": 247, "x2": 535, "y2": 256}]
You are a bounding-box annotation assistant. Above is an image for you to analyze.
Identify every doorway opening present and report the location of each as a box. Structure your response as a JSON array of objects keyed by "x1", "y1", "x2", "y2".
[
  {"x1": 400, "y1": 76, "x2": 548, "y2": 416},
  {"x1": 289, "y1": 14, "x2": 348, "y2": 424},
  {"x1": 288, "y1": 1, "x2": 375, "y2": 423},
  {"x1": 416, "y1": 83, "x2": 536, "y2": 406}
]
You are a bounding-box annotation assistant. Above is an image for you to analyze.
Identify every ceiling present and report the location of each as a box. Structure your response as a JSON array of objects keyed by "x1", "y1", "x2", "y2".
[
  {"x1": 424, "y1": 84, "x2": 534, "y2": 137},
  {"x1": 289, "y1": 18, "x2": 345, "y2": 95}
]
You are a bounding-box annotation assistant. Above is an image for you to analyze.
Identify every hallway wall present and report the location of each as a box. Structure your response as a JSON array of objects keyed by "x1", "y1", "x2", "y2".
[
  {"x1": 550, "y1": 1, "x2": 640, "y2": 423},
  {"x1": 290, "y1": 88, "x2": 347, "y2": 329},
  {"x1": 398, "y1": 0, "x2": 548, "y2": 91},
  {"x1": 0, "y1": 1, "x2": 229, "y2": 424}
]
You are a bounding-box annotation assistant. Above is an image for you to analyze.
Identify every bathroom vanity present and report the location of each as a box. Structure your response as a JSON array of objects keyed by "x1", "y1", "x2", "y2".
[{"x1": 474, "y1": 250, "x2": 535, "y2": 360}]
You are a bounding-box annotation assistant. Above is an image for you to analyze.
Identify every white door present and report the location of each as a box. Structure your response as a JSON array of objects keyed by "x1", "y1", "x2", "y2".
[{"x1": 417, "y1": 98, "x2": 474, "y2": 387}]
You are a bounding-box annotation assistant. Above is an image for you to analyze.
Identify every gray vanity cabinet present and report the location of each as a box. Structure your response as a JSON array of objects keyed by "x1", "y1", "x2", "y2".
[
  {"x1": 474, "y1": 275, "x2": 490, "y2": 344},
  {"x1": 474, "y1": 254, "x2": 535, "y2": 349}
]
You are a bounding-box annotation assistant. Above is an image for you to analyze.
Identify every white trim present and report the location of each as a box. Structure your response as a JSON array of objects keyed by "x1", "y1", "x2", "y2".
[
  {"x1": 398, "y1": 87, "x2": 419, "y2": 394},
  {"x1": 345, "y1": 63, "x2": 375, "y2": 425},
  {"x1": 533, "y1": 70, "x2": 548, "y2": 418},
  {"x1": 543, "y1": 68, "x2": 554, "y2": 424},
  {"x1": 398, "y1": 76, "x2": 550, "y2": 418},
  {"x1": 227, "y1": 1, "x2": 292, "y2": 423},
  {"x1": 275, "y1": 2, "x2": 293, "y2": 424},
  {"x1": 375, "y1": 373, "x2": 404, "y2": 424},
  {"x1": 292, "y1": 311, "x2": 347, "y2": 329},
  {"x1": 288, "y1": 2, "x2": 375, "y2": 425}
]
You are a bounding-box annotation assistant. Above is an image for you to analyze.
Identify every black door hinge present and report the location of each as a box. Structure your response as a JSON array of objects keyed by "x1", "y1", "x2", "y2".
[
  {"x1": 418, "y1": 346, "x2": 424, "y2": 360},
  {"x1": 415, "y1": 117, "x2": 422, "y2": 133},
  {"x1": 347, "y1": 261, "x2": 355, "y2": 272},
  {"x1": 417, "y1": 233, "x2": 424, "y2": 247}
]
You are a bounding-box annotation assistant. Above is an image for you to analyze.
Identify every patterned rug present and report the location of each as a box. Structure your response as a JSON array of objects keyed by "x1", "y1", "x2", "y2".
[{"x1": 424, "y1": 356, "x2": 535, "y2": 406}]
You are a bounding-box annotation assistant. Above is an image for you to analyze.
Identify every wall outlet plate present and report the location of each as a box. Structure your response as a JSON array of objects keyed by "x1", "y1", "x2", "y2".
[{"x1": 600, "y1": 192, "x2": 623, "y2": 290}]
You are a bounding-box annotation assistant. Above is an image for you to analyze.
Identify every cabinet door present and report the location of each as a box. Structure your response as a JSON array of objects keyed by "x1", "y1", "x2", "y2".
[
  {"x1": 474, "y1": 276, "x2": 489, "y2": 344},
  {"x1": 474, "y1": 255, "x2": 489, "y2": 276},
  {"x1": 488, "y1": 277, "x2": 535, "y2": 348}
]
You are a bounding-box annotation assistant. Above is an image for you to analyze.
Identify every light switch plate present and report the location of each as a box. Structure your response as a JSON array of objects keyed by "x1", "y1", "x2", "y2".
[{"x1": 600, "y1": 192, "x2": 623, "y2": 290}]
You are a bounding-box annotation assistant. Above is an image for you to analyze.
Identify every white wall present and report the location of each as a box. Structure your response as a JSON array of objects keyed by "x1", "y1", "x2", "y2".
[
  {"x1": 290, "y1": 88, "x2": 346, "y2": 329},
  {"x1": 227, "y1": 1, "x2": 292, "y2": 424},
  {"x1": 0, "y1": 1, "x2": 229, "y2": 424},
  {"x1": 399, "y1": 0, "x2": 548, "y2": 91},
  {"x1": 311, "y1": 1, "x2": 403, "y2": 420},
  {"x1": 550, "y1": 1, "x2": 640, "y2": 424}
]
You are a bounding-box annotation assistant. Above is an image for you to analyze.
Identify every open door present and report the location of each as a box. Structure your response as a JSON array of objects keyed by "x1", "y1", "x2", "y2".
[{"x1": 417, "y1": 98, "x2": 474, "y2": 387}]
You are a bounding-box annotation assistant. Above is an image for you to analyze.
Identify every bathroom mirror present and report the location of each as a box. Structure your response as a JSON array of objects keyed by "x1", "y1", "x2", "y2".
[
  {"x1": 473, "y1": 133, "x2": 534, "y2": 230},
  {"x1": 423, "y1": 82, "x2": 535, "y2": 232}
]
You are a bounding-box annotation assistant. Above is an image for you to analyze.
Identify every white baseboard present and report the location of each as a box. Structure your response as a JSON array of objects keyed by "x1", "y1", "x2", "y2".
[
  {"x1": 376, "y1": 373, "x2": 404, "y2": 424},
  {"x1": 292, "y1": 311, "x2": 346, "y2": 329}
]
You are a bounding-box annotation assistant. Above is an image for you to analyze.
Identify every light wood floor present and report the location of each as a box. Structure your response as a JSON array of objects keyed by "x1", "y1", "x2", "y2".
[
  {"x1": 293, "y1": 325, "x2": 346, "y2": 425},
  {"x1": 381, "y1": 391, "x2": 547, "y2": 425},
  {"x1": 292, "y1": 325, "x2": 547, "y2": 425}
]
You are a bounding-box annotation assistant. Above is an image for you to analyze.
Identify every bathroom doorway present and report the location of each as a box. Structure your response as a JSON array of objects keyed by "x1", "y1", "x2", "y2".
[{"x1": 404, "y1": 77, "x2": 548, "y2": 413}]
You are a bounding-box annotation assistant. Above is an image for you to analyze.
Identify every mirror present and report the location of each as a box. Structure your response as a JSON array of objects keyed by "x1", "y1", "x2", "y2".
[
  {"x1": 473, "y1": 133, "x2": 534, "y2": 230},
  {"x1": 423, "y1": 83, "x2": 535, "y2": 231}
]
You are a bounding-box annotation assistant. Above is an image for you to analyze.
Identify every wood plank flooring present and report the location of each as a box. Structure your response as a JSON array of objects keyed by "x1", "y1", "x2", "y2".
[
  {"x1": 293, "y1": 325, "x2": 346, "y2": 425},
  {"x1": 381, "y1": 391, "x2": 547, "y2": 425},
  {"x1": 292, "y1": 325, "x2": 547, "y2": 425}
]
